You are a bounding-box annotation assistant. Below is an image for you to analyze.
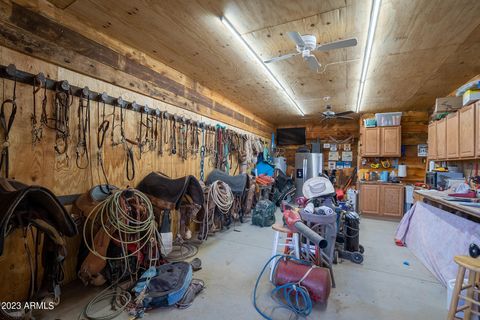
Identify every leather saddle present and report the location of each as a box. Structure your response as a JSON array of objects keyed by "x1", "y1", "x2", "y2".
[
  {"x1": 0, "y1": 178, "x2": 77, "y2": 315},
  {"x1": 137, "y1": 172, "x2": 204, "y2": 210},
  {"x1": 0, "y1": 178, "x2": 77, "y2": 256},
  {"x1": 206, "y1": 169, "x2": 248, "y2": 196}
]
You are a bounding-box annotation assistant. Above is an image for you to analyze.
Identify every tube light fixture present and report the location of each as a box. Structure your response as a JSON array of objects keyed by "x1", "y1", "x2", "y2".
[
  {"x1": 355, "y1": 0, "x2": 381, "y2": 113},
  {"x1": 221, "y1": 16, "x2": 305, "y2": 116}
]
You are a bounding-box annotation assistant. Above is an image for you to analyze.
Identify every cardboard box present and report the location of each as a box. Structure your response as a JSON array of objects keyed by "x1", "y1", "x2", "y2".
[
  {"x1": 435, "y1": 96, "x2": 462, "y2": 113},
  {"x1": 463, "y1": 90, "x2": 480, "y2": 106}
]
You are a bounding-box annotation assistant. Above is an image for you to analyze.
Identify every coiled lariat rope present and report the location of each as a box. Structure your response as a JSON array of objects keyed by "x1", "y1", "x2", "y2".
[
  {"x1": 196, "y1": 180, "x2": 234, "y2": 240},
  {"x1": 209, "y1": 180, "x2": 234, "y2": 214},
  {"x1": 79, "y1": 189, "x2": 162, "y2": 320}
]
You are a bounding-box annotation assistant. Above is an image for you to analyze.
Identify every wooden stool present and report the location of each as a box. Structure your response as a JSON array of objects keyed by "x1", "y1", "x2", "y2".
[
  {"x1": 448, "y1": 256, "x2": 480, "y2": 320},
  {"x1": 269, "y1": 223, "x2": 299, "y2": 281}
]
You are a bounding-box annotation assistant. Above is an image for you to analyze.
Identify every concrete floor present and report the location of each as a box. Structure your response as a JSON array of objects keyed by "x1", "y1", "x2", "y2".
[{"x1": 41, "y1": 214, "x2": 447, "y2": 320}]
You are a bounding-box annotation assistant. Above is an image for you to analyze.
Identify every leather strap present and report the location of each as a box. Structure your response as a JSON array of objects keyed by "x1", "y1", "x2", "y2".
[{"x1": 0, "y1": 78, "x2": 17, "y2": 178}]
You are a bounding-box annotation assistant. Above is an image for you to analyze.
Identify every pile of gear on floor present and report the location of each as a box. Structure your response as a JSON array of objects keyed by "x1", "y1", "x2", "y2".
[{"x1": 251, "y1": 173, "x2": 365, "y2": 320}]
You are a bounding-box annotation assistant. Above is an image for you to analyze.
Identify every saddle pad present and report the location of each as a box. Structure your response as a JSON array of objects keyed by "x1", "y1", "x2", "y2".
[
  {"x1": 206, "y1": 169, "x2": 247, "y2": 196},
  {"x1": 137, "y1": 172, "x2": 204, "y2": 210}
]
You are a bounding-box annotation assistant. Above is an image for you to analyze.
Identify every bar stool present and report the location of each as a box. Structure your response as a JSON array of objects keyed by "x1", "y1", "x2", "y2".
[
  {"x1": 448, "y1": 256, "x2": 480, "y2": 320},
  {"x1": 269, "y1": 223, "x2": 300, "y2": 281}
]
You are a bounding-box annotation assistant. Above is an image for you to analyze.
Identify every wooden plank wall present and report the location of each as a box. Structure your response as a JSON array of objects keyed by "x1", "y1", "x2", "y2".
[
  {"x1": 0, "y1": 46, "x2": 267, "y2": 301},
  {"x1": 0, "y1": 1, "x2": 274, "y2": 138},
  {"x1": 278, "y1": 119, "x2": 359, "y2": 183},
  {"x1": 358, "y1": 111, "x2": 429, "y2": 183}
]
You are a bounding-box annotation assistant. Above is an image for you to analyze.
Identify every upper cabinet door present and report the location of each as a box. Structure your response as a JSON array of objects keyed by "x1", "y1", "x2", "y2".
[
  {"x1": 446, "y1": 112, "x2": 459, "y2": 159},
  {"x1": 459, "y1": 104, "x2": 475, "y2": 158},
  {"x1": 381, "y1": 126, "x2": 401, "y2": 157},
  {"x1": 436, "y1": 118, "x2": 447, "y2": 159},
  {"x1": 363, "y1": 128, "x2": 381, "y2": 156},
  {"x1": 428, "y1": 122, "x2": 437, "y2": 159},
  {"x1": 476, "y1": 102, "x2": 480, "y2": 158}
]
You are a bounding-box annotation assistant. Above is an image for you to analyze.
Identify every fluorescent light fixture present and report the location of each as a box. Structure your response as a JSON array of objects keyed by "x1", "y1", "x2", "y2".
[
  {"x1": 221, "y1": 16, "x2": 305, "y2": 116},
  {"x1": 355, "y1": 0, "x2": 381, "y2": 113}
]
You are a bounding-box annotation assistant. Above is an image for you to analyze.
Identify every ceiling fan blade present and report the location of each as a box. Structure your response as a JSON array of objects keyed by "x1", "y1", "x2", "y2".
[
  {"x1": 336, "y1": 116, "x2": 354, "y2": 120},
  {"x1": 305, "y1": 55, "x2": 320, "y2": 72},
  {"x1": 315, "y1": 38, "x2": 358, "y2": 52},
  {"x1": 264, "y1": 52, "x2": 299, "y2": 64},
  {"x1": 335, "y1": 110, "x2": 355, "y2": 116},
  {"x1": 288, "y1": 31, "x2": 306, "y2": 47}
]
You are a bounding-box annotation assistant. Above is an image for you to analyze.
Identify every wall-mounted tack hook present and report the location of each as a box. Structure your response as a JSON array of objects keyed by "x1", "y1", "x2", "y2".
[
  {"x1": 81, "y1": 86, "x2": 90, "y2": 97},
  {"x1": 99, "y1": 91, "x2": 108, "y2": 102},
  {"x1": 141, "y1": 104, "x2": 150, "y2": 114},
  {"x1": 154, "y1": 109, "x2": 161, "y2": 116},
  {"x1": 116, "y1": 97, "x2": 124, "y2": 108},
  {"x1": 34, "y1": 72, "x2": 46, "y2": 85},
  {"x1": 163, "y1": 111, "x2": 170, "y2": 119},
  {"x1": 6, "y1": 64, "x2": 16, "y2": 77},
  {"x1": 127, "y1": 101, "x2": 138, "y2": 111},
  {"x1": 59, "y1": 80, "x2": 70, "y2": 91}
]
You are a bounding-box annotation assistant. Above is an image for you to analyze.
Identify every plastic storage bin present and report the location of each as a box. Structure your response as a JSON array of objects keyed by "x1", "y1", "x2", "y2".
[
  {"x1": 363, "y1": 118, "x2": 377, "y2": 127},
  {"x1": 375, "y1": 112, "x2": 402, "y2": 126}
]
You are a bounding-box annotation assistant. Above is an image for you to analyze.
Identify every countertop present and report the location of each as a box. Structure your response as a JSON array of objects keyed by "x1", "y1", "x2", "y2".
[
  {"x1": 414, "y1": 189, "x2": 480, "y2": 218},
  {"x1": 358, "y1": 180, "x2": 405, "y2": 186}
]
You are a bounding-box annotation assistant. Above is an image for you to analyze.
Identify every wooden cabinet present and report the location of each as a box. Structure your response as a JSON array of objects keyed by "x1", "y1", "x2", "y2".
[
  {"x1": 359, "y1": 184, "x2": 381, "y2": 215},
  {"x1": 359, "y1": 183, "x2": 404, "y2": 218},
  {"x1": 459, "y1": 103, "x2": 475, "y2": 158},
  {"x1": 380, "y1": 127, "x2": 401, "y2": 157},
  {"x1": 475, "y1": 102, "x2": 480, "y2": 157},
  {"x1": 446, "y1": 112, "x2": 459, "y2": 159},
  {"x1": 436, "y1": 118, "x2": 447, "y2": 159},
  {"x1": 361, "y1": 126, "x2": 401, "y2": 157},
  {"x1": 380, "y1": 185, "x2": 405, "y2": 217},
  {"x1": 428, "y1": 122, "x2": 437, "y2": 159},
  {"x1": 363, "y1": 128, "x2": 381, "y2": 156}
]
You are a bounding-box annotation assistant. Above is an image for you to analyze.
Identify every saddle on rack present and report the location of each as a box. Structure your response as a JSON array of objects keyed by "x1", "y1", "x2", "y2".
[
  {"x1": 137, "y1": 172, "x2": 204, "y2": 210},
  {"x1": 206, "y1": 169, "x2": 248, "y2": 196},
  {"x1": 0, "y1": 179, "x2": 77, "y2": 255},
  {"x1": 137, "y1": 172, "x2": 204, "y2": 240},
  {"x1": 0, "y1": 178, "x2": 77, "y2": 317}
]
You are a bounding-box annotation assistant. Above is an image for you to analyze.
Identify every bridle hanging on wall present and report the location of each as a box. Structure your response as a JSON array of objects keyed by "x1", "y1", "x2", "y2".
[
  {"x1": 96, "y1": 92, "x2": 111, "y2": 191},
  {"x1": 50, "y1": 80, "x2": 73, "y2": 163},
  {"x1": 31, "y1": 72, "x2": 46, "y2": 146},
  {"x1": 76, "y1": 86, "x2": 91, "y2": 169},
  {"x1": 0, "y1": 64, "x2": 17, "y2": 178}
]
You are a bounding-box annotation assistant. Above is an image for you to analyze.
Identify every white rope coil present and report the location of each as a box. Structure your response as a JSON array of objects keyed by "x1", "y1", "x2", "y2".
[{"x1": 210, "y1": 180, "x2": 234, "y2": 214}]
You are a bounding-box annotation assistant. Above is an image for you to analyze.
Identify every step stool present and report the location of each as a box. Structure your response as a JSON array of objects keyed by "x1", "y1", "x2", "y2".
[
  {"x1": 269, "y1": 223, "x2": 299, "y2": 281},
  {"x1": 448, "y1": 256, "x2": 480, "y2": 320}
]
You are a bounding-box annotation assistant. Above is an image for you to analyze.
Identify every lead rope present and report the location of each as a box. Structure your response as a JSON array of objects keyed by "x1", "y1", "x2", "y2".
[{"x1": 0, "y1": 77, "x2": 17, "y2": 178}]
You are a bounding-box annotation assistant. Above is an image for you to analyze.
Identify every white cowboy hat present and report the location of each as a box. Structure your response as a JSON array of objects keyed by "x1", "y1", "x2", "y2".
[{"x1": 302, "y1": 176, "x2": 335, "y2": 199}]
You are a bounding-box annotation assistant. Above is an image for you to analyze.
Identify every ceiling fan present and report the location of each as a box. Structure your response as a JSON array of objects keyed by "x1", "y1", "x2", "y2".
[
  {"x1": 264, "y1": 32, "x2": 358, "y2": 72},
  {"x1": 320, "y1": 105, "x2": 354, "y2": 122}
]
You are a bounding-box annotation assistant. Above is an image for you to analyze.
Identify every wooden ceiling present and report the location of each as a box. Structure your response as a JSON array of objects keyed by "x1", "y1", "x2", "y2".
[{"x1": 48, "y1": 0, "x2": 480, "y2": 125}]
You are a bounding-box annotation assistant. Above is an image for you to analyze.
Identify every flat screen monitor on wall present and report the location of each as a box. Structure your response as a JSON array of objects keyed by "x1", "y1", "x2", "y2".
[{"x1": 277, "y1": 127, "x2": 306, "y2": 145}]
